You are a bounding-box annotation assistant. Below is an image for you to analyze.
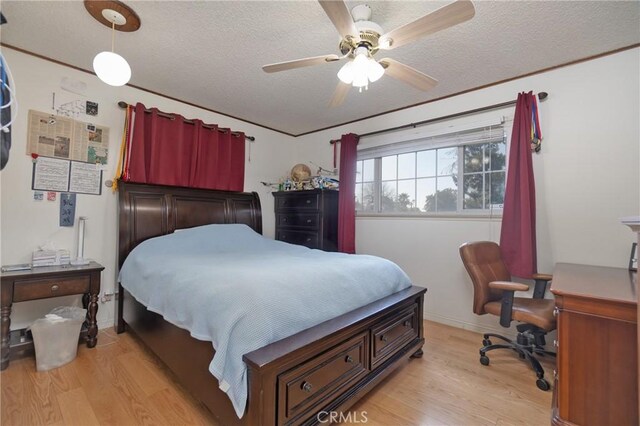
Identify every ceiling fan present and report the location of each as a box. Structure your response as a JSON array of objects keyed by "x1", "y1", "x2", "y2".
[{"x1": 262, "y1": 0, "x2": 475, "y2": 107}]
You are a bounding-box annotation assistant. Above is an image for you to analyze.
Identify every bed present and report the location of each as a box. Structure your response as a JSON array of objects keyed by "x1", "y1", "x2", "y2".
[{"x1": 117, "y1": 182, "x2": 426, "y2": 425}]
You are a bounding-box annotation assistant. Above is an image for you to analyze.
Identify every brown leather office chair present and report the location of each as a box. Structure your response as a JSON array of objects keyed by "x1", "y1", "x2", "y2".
[{"x1": 459, "y1": 241, "x2": 556, "y2": 391}]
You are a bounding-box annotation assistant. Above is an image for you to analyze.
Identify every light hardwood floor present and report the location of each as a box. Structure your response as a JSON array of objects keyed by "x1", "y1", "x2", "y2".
[{"x1": 0, "y1": 321, "x2": 554, "y2": 426}]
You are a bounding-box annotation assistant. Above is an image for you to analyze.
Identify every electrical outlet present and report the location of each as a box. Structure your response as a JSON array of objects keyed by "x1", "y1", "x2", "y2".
[{"x1": 101, "y1": 293, "x2": 114, "y2": 303}]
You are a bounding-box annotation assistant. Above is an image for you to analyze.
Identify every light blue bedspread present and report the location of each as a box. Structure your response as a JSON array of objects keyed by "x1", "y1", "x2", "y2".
[{"x1": 119, "y1": 224, "x2": 412, "y2": 418}]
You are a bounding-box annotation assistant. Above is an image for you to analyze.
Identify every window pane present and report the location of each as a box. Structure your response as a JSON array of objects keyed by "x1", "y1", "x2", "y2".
[
  {"x1": 463, "y1": 174, "x2": 484, "y2": 209},
  {"x1": 355, "y1": 183, "x2": 362, "y2": 210},
  {"x1": 362, "y1": 159, "x2": 375, "y2": 182},
  {"x1": 417, "y1": 150, "x2": 436, "y2": 177},
  {"x1": 397, "y1": 180, "x2": 416, "y2": 212},
  {"x1": 362, "y1": 182, "x2": 375, "y2": 211},
  {"x1": 381, "y1": 155, "x2": 397, "y2": 181},
  {"x1": 489, "y1": 171, "x2": 505, "y2": 207},
  {"x1": 488, "y1": 142, "x2": 507, "y2": 171},
  {"x1": 398, "y1": 153, "x2": 416, "y2": 179},
  {"x1": 356, "y1": 160, "x2": 363, "y2": 183},
  {"x1": 417, "y1": 178, "x2": 436, "y2": 212},
  {"x1": 463, "y1": 144, "x2": 484, "y2": 173},
  {"x1": 436, "y1": 175, "x2": 458, "y2": 212},
  {"x1": 380, "y1": 181, "x2": 397, "y2": 212},
  {"x1": 437, "y1": 147, "x2": 457, "y2": 176}
]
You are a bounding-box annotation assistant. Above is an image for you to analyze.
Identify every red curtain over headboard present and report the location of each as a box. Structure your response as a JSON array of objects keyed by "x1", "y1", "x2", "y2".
[{"x1": 124, "y1": 103, "x2": 245, "y2": 191}]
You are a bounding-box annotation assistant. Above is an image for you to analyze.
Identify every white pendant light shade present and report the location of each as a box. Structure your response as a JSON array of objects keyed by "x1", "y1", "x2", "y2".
[
  {"x1": 337, "y1": 61, "x2": 354, "y2": 84},
  {"x1": 93, "y1": 51, "x2": 131, "y2": 86},
  {"x1": 367, "y1": 59, "x2": 385, "y2": 83}
]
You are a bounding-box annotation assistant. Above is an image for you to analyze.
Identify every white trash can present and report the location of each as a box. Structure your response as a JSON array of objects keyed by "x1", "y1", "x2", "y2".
[{"x1": 29, "y1": 306, "x2": 87, "y2": 371}]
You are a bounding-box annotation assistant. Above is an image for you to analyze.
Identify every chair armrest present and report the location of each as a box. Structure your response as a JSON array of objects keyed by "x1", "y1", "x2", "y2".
[
  {"x1": 532, "y1": 273, "x2": 553, "y2": 299},
  {"x1": 489, "y1": 281, "x2": 528, "y2": 328},
  {"x1": 532, "y1": 273, "x2": 553, "y2": 281},
  {"x1": 489, "y1": 281, "x2": 529, "y2": 292}
]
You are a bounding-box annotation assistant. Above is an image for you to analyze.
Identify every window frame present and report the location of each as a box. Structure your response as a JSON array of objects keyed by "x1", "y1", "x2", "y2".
[{"x1": 355, "y1": 122, "x2": 508, "y2": 219}]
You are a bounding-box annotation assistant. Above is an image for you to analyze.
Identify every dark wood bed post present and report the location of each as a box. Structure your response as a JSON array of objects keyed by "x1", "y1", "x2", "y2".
[{"x1": 116, "y1": 182, "x2": 426, "y2": 425}]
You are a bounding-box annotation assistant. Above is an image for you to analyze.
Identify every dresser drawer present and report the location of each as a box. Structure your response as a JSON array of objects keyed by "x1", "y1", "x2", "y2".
[
  {"x1": 277, "y1": 230, "x2": 319, "y2": 248},
  {"x1": 371, "y1": 304, "x2": 418, "y2": 367},
  {"x1": 13, "y1": 275, "x2": 90, "y2": 302},
  {"x1": 276, "y1": 193, "x2": 319, "y2": 211},
  {"x1": 277, "y1": 213, "x2": 320, "y2": 229},
  {"x1": 278, "y1": 332, "x2": 369, "y2": 423}
]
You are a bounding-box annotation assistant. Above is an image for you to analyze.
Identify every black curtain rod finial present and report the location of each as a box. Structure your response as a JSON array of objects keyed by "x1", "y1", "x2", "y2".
[{"x1": 538, "y1": 92, "x2": 548, "y2": 101}]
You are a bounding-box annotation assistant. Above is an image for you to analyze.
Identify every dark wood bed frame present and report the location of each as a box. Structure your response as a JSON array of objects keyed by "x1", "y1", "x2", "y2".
[{"x1": 117, "y1": 182, "x2": 426, "y2": 425}]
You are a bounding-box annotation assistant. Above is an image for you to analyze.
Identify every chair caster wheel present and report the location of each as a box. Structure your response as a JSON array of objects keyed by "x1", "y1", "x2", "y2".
[
  {"x1": 536, "y1": 378, "x2": 550, "y2": 391},
  {"x1": 479, "y1": 355, "x2": 490, "y2": 366},
  {"x1": 482, "y1": 339, "x2": 491, "y2": 346}
]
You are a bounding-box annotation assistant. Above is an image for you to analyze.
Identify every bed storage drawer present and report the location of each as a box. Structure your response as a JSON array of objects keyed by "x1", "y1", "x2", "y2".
[
  {"x1": 371, "y1": 304, "x2": 418, "y2": 367},
  {"x1": 277, "y1": 213, "x2": 320, "y2": 229},
  {"x1": 13, "y1": 276, "x2": 90, "y2": 301},
  {"x1": 277, "y1": 230, "x2": 319, "y2": 248},
  {"x1": 278, "y1": 332, "x2": 369, "y2": 423}
]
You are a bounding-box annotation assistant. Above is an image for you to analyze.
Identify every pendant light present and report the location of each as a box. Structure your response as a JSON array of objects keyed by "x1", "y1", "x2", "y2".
[{"x1": 84, "y1": 1, "x2": 140, "y2": 87}]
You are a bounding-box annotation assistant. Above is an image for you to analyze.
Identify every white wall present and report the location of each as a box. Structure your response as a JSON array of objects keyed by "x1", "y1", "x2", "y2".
[
  {"x1": 0, "y1": 47, "x2": 297, "y2": 330},
  {"x1": 296, "y1": 48, "x2": 640, "y2": 335}
]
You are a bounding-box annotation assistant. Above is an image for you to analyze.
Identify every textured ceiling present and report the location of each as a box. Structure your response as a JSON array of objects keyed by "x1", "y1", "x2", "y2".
[{"x1": 2, "y1": 1, "x2": 639, "y2": 135}]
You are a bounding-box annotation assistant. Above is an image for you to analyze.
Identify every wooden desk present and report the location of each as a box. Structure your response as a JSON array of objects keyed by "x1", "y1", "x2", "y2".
[
  {"x1": 0, "y1": 262, "x2": 104, "y2": 370},
  {"x1": 551, "y1": 263, "x2": 638, "y2": 426}
]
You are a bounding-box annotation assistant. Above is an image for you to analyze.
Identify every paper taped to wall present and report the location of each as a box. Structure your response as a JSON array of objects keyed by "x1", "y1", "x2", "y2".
[{"x1": 27, "y1": 110, "x2": 109, "y2": 164}]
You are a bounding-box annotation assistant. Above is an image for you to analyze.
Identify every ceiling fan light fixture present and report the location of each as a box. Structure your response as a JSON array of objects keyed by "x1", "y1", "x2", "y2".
[
  {"x1": 367, "y1": 59, "x2": 385, "y2": 83},
  {"x1": 93, "y1": 51, "x2": 131, "y2": 87},
  {"x1": 337, "y1": 61, "x2": 354, "y2": 84}
]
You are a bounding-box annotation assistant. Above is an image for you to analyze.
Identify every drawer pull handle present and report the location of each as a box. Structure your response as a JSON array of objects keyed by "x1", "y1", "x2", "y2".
[
  {"x1": 51, "y1": 284, "x2": 60, "y2": 292},
  {"x1": 283, "y1": 218, "x2": 287, "y2": 222},
  {"x1": 306, "y1": 238, "x2": 312, "y2": 242},
  {"x1": 403, "y1": 320, "x2": 412, "y2": 327},
  {"x1": 301, "y1": 382, "x2": 313, "y2": 393},
  {"x1": 381, "y1": 335, "x2": 388, "y2": 343},
  {"x1": 306, "y1": 219, "x2": 312, "y2": 223},
  {"x1": 306, "y1": 199, "x2": 311, "y2": 204},
  {"x1": 553, "y1": 307, "x2": 559, "y2": 317},
  {"x1": 345, "y1": 355, "x2": 353, "y2": 363}
]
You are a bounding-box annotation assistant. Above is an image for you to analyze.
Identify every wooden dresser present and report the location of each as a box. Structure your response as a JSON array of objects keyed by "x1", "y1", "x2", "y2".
[
  {"x1": 273, "y1": 189, "x2": 339, "y2": 251},
  {"x1": 551, "y1": 263, "x2": 638, "y2": 426}
]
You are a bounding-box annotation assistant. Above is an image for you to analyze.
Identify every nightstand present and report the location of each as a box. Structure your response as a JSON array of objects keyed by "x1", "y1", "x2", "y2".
[{"x1": 0, "y1": 261, "x2": 104, "y2": 370}]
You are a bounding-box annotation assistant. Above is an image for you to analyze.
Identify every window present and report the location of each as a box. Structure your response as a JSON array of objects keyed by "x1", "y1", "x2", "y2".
[{"x1": 355, "y1": 124, "x2": 506, "y2": 215}]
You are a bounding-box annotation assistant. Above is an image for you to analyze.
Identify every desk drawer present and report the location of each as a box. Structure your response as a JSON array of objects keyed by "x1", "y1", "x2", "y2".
[
  {"x1": 276, "y1": 193, "x2": 319, "y2": 211},
  {"x1": 277, "y1": 230, "x2": 319, "y2": 248},
  {"x1": 277, "y1": 213, "x2": 319, "y2": 229},
  {"x1": 13, "y1": 276, "x2": 90, "y2": 302},
  {"x1": 278, "y1": 332, "x2": 369, "y2": 423},
  {"x1": 371, "y1": 304, "x2": 418, "y2": 367}
]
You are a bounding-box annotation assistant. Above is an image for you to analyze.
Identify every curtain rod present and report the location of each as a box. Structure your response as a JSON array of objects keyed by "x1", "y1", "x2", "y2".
[
  {"x1": 117, "y1": 101, "x2": 255, "y2": 141},
  {"x1": 329, "y1": 92, "x2": 548, "y2": 144}
]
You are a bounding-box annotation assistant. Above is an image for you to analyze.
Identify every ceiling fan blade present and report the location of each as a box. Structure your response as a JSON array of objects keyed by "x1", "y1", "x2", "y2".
[
  {"x1": 318, "y1": 0, "x2": 361, "y2": 43},
  {"x1": 262, "y1": 54, "x2": 340, "y2": 73},
  {"x1": 379, "y1": 58, "x2": 438, "y2": 91},
  {"x1": 329, "y1": 82, "x2": 350, "y2": 108},
  {"x1": 379, "y1": 0, "x2": 475, "y2": 50}
]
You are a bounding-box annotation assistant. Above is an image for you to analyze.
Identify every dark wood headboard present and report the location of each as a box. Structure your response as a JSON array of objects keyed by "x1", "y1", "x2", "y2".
[{"x1": 118, "y1": 182, "x2": 262, "y2": 267}]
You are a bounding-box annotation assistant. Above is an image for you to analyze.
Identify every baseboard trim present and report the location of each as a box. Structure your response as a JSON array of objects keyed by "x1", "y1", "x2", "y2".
[{"x1": 424, "y1": 311, "x2": 518, "y2": 340}]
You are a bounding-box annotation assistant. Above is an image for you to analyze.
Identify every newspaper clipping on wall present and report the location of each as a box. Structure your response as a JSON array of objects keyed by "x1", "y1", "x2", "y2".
[{"x1": 27, "y1": 110, "x2": 109, "y2": 165}]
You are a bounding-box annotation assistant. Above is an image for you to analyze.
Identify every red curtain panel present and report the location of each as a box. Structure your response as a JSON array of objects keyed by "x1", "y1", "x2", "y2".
[
  {"x1": 500, "y1": 92, "x2": 537, "y2": 278},
  {"x1": 125, "y1": 103, "x2": 245, "y2": 191},
  {"x1": 337, "y1": 133, "x2": 359, "y2": 254}
]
